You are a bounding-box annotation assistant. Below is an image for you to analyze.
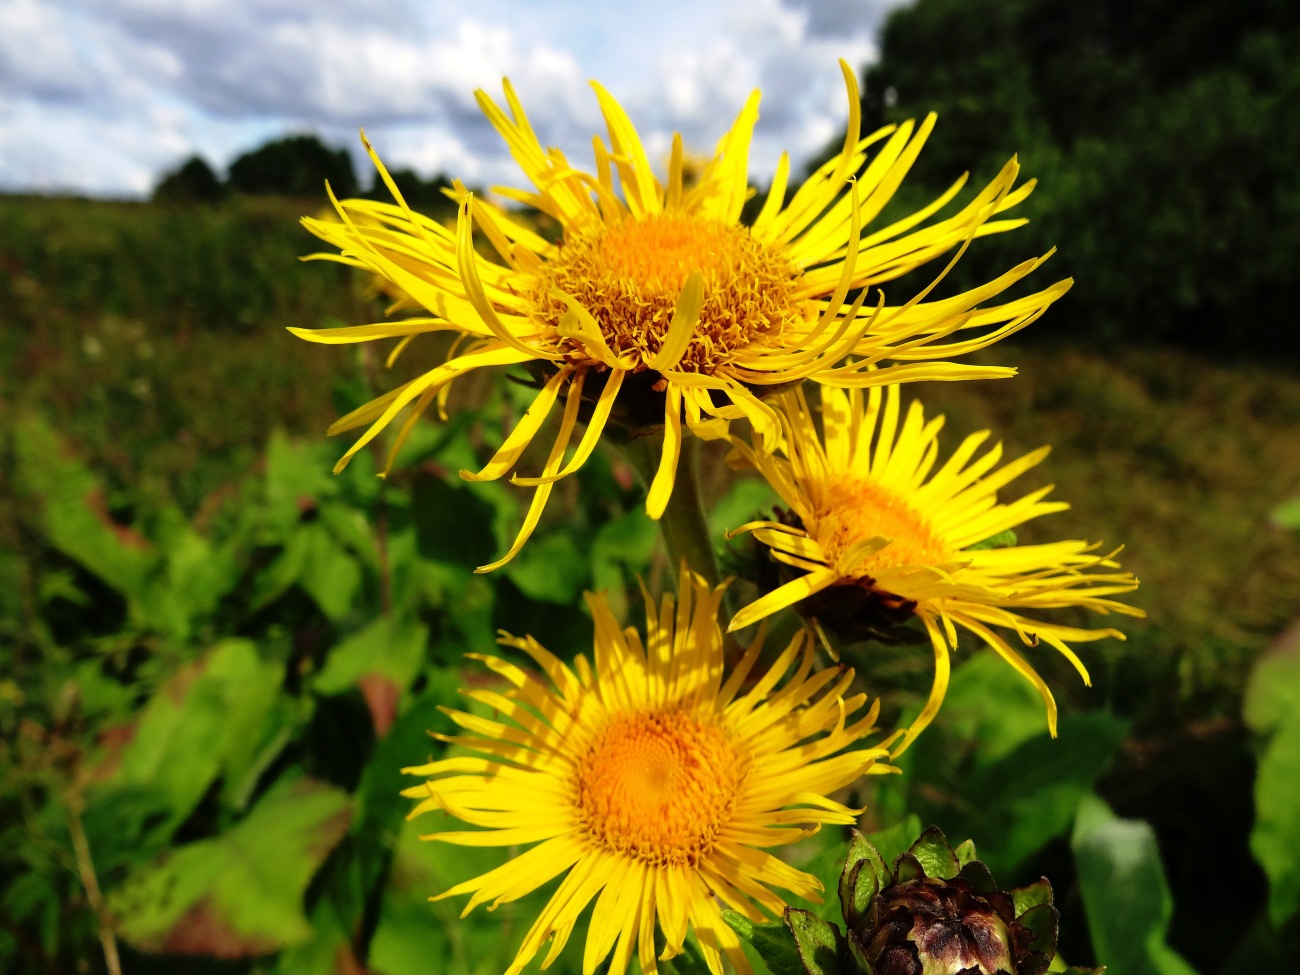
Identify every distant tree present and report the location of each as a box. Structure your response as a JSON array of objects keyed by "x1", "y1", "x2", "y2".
[
  {"x1": 152, "y1": 155, "x2": 226, "y2": 204},
  {"x1": 365, "y1": 167, "x2": 457, "y2": 220},
  {"x1": 227, "y1": 135, "x2": 357, "y2": 198},
  {"x1": 834, "y1": 0, "x2": 1300, "y2": 359}
]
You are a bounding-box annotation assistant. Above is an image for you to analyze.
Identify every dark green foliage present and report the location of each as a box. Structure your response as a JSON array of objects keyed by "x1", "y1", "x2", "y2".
[
  {"x1": 228, "y1": 135, "x2": 358, "y2": 199},
  {"x1": 853, "y1": 0, "x2": 1300, "y2": 357},
  {"x1": 365, "y1": 167, "x2": 457, "y2": 222},
  {"x1": 153, "y1": 156, "x2": 226, "y2": 204}
]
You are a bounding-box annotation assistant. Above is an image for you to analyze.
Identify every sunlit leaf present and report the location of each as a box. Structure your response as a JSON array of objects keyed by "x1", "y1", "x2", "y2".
[
  {"x1": 109, "y1": 776, "x2": 351, "y2": 957},
  {"x1": 1071, "y1": 793, "x2": 1198, "y2": 975}
]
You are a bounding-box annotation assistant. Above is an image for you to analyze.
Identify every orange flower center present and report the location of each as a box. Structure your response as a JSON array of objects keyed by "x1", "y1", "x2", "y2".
[
  {"x1": 573, "y1": 709, "x2": 748, "y2": 866},
  {"x1": 813, "y1": 475, "x2": 951, "y2": 579},
  {"x1": 535, "y1": 212, "x2": 805, "y2": 373}
]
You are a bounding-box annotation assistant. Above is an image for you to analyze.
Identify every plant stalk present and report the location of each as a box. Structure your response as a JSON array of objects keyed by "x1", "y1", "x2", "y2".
[{"x1": 620, "y1": 431, "x2": 718, "y2": 591}]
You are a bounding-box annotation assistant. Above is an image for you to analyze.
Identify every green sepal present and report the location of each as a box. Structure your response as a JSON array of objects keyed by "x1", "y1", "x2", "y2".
[
  {"x1": 892, "y1": 852, "x2": 926, "y2": 884},
  {"x1": 785, "y1": 907, "x2": 846, "y2": 975},
  {"x1": 841, "y1": 858, "x2": 883, "y2": 930},
  {"x1": 957, "y1": 859, "x2": 997, "y2": 894},
  {"x1": 1016, "y1": 902, "x2": 1059, "y2": 953},
  {"x1": 906, "y1": 826, "x2": 959, "y2": 880},
  {"x1": 845, "y1": 928, "x2": 876, "y2": 975},
  {"x1": 1011, "y1": 877, "x2": 1055, "y2": 916},
  {"x1": 722, "y1": 910, "x2": 805, "y2": 975},
  {"x1": 953, "y1": 838, "x2": 978, "y2": 867},
  {"x1": 838, "y1": 831, "x2": 881, "y2": 909},
  {"x1": 838, "y1": 832, "x2": 887, "y2": 929}
]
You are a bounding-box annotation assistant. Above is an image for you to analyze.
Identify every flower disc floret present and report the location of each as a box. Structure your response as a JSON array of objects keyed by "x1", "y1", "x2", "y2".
[
  {"x1": 536, "y1": 213, "x2": 806, "y2": 374},
  {"x1": 574, "y1": 709, "x2": 748, "y2": 867}
]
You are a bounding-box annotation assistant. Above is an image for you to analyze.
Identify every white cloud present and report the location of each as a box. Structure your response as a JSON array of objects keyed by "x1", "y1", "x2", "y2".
[{"x1": 0, "y1": 0, "x2": 904, "y2": 197}]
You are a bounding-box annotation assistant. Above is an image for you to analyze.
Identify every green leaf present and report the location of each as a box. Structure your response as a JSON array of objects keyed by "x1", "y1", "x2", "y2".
[
  {"x1": 785, "y1": 908, "x2": 844, "y2": 975},
  {"x1": 1071, "y1": 793, "x2": 1197, "y2": 975},
  {"x1": 93, "y1": 639, "x2": 295, "y2": 835},
  {"x1": 591, "y1": 507, "x2": 660, "y2": 621},
  {"x1": 841, "y1": 857, "x2": 884, "y2": 930},
  {"x1": 109, "y1": 776, "x2": 351, "y2": 956},
  {"x1": 957, "y1": 712, "x2": 1129, "y2": 876},
  {"x1": 507, "y1": 532, "x2": 589, "y2": 604},
  {"x1": 13, "y1": 413, "x2": 158, "y2": 602},
  {"x1": 314, "y1": 616, "x2": 429, "y2": 696},
  {"x1": 723, "y1": 911, "x2": 806, "y2": 975},
  {"x1": 709, "y1": 475, "x2": 779, "y2": 538},
  {"x1": 968, "y1": 528, "x2": 1018, "y2": 550},
  {"x1": 297, "y1": 522, "x2": 362, "y2": 620},
  {"x1": 367, "y1": 812, "x2": 550, "y2": 975},
  {"x1": 1271, "y1": 495, "x2": 1300, "y2": 531},
  {"x1": 1244, "y1": 634, "x2": 1300, "y2": 925},
  {"x1": 411, "y1": 470, "x2": 499, "y2": 569},
  {"x1": 1250, "y1": 716, "x2": 1300, "y2": 925}
]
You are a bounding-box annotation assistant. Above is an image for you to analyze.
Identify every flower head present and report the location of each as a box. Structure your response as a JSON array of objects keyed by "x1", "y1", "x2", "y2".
[
  {"x1": 727, "y1": 384, "x2": 1143, "y2": 754},
  {"x1": 402, "y1": 567, "x2": 891, "y2": 975},
  {"x1": 294, "y1": 61, "x2": 1069, "y2": 570},
  {"x1": 833, "y1": 828, "x2": 1090, "y2": 975}
]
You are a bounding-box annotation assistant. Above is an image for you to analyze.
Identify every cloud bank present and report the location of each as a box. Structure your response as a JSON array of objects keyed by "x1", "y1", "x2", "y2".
[{"x1": 0, "y1": 0, "x2": 901, "y2": 197}]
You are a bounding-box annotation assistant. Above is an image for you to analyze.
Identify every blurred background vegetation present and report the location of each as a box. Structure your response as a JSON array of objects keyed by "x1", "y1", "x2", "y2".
[{"x1": 2, "y1": 0, "x2": 1299, "y2": 973}]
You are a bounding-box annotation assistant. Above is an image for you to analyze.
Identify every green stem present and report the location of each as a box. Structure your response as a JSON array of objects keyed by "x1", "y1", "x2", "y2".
[{"x1": 620, "y1": 432, "x2": 719, "y2": 591}]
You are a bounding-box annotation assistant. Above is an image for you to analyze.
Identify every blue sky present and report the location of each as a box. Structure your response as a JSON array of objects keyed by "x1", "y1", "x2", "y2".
[{"x1": 0, "y1": 0, "x2": 902, "y2": 197}]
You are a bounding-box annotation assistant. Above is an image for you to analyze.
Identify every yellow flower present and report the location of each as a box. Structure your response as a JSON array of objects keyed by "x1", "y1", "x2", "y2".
[
  {"x1": 402, "y1": 567, "x2": 890, "y2": 975},
  {"x1": 727, "y1": 384, "x2": 1144, "y2": 754},
  {"x1": 293, "y1": 60, "x2": 1069, "y2": 571}
]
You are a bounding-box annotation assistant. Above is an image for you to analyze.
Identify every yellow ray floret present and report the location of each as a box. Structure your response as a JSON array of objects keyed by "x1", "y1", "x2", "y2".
[
  {"x1": 727, "y1": 384, "x2": 1144, "y2": 755},
  {"x1": 402, "y1": 565, "x2": 892, "y2": 975},
  {"x1": 293, "y1": 60, "x2": 1070, "y2": 571}
]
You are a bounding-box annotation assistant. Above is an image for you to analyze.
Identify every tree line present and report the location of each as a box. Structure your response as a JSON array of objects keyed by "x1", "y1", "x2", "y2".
[
  {"x1": 154, "y1": 135, "x2": 458, "y2": 219},
  {"x1": 849, "y1": 0, "x2": 1299, "y2": 357}
]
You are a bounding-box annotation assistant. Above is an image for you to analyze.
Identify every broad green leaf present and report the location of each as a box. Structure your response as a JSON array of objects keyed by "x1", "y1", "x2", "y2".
[
  {"x1": 1071, "y1": 793, "x2": 1198, "y2": 975},
  {"x1": 96, "y1": 639, "x2": 292, "y2": 832},
  {"x1": 590, "y1": 507, "x2": 659, "y2": 622},
  {"x1": 297, "y1": 522, "x2": 362, "y2": 620},
  {"x1": 1243, "y1": 633, "x2": 1300, "y2": 925},
  {"x1": 723, "y1": 911, "x2": 805, "y2": 975},
  {"x1": 314, "y1": 616, "x2": 429, "y2": 696},
  {"x1": 13, "y1": 413, "x2": 158, "y2": 601},
  {"x1": 367, "y1": 812, "x2": 570, "y2": 975},
  {"x1": 507, "y1": 532, "x2": 589, "y2": 604},
  {"x1": 1250, "y1": 717, "x2": 1300, "y2": 925},
  {"x1": 353, "y1": 670, "x2": 460, "y2": 839},
  {"x1": 709, "y1": 475, "x2": 779, "y2": 538},
  {"x1": 263, "y1": 430, "x2": 337, "y2": 533},
  {"x1": 952, "y1": 711, "x2": 1128, "y2": 876},
  {"x1": 411, "y1": 471, "x2": 499, "y2": 569},
  {"x1": 1244, "y1": 632, "x2": 1300, "y2": 735},
  {"x1": 109, "y1": 776, "x2": 351, "y2": 956}
]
